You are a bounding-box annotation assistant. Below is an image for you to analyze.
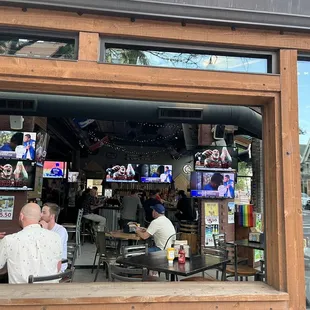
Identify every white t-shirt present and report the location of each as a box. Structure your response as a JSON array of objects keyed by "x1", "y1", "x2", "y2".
[
  {"x1": 51, "y1": 223, "x2": 68, "y2": 271},
  {"x1": 147, "y1": 216, "x2": 176, "y2": 250},
  {"x1": 0, "y1": 224, "x2": 62, "y2": 284}
]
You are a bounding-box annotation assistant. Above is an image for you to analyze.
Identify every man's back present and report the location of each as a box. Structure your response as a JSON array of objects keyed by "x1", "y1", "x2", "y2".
[
  {"x1": 121, "y1": 195, "x2": 142, "y2": 220},
  {"x1": 147, "y1": 216, "x2": 176, "y2": 250},
  {"x1": 0, "y1": 224, "x2": 62, "y2": 283}
]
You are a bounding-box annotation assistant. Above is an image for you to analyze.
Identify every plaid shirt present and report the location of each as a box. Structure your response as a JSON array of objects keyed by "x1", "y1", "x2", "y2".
[{"x1": 82, "y1": 195, "x2": 96, "y2": 215}]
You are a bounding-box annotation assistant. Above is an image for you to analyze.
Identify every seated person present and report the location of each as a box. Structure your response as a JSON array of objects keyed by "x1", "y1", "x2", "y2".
[
  {"x1": 0, "y1": 203, "x2": 62, "y2": 284},
  {"x1": 135, "y1": 204, "x2": 176, "y2": 252},
  {"x1": 40, "y1": 202, "x2": 68, "y2": 271},
  {"x1": 82, "y1": 188, "x2": 106, "y2": 230}
]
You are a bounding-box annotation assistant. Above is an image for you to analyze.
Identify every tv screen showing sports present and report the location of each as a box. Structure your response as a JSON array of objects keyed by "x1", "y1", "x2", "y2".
[
  {"x1": 0, "y1": 160, "x2": 36, "y2": 190},
  {"x1": 36, "y1": 131, "x2": 50, "y2": 167},
  {"x1": 0, "y1": 131, "x2": 37, "y2": 160},
  {"x1": 43, "y1": 161, "x2": 67, "y2": 179},
  {"x1": 190, "y1": 171, "x2": 235, "y2": 198},
  {"x1": 194, "y1": 146, "x2": 237, "y2": 171},
  {"x1": 68, "y1": 171, "x2": 79, "y2": 183},
  {"x1": 106, "y1": 164, "x2": 140, "y2": 182},
  {"x1": 140, "y1": 164, "x2": 173, "y2": 183}
]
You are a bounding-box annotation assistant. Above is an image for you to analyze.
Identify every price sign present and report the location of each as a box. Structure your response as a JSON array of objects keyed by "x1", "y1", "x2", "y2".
[{"x1": 0, "y1": 196, "x2": 14, "y2": 220}]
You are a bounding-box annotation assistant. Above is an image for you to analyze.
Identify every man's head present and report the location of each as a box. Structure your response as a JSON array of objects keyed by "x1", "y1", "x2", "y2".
[
  {"x1": 131, "y1": 189, "x2": 137, "y2": 196},
  {"x1": 10, "y1": 132, "x2": 23, "y2": 150},
  {"x1": 150, "y1": 190, "x2": 157, "y2": 198},
  {"x1": 19, "y1": 203, "x2": 41, "y2": 228},
  {"x1": 155, "y1": 189, "x2": 161, "y2": 194},
  {"x1": 224, "y1": 175, "x2": 230, "y2": 183},
  {"x1": 90, "y1": 188, "x2": 97, "y2": 197},
  {"x1": 55, "y1": 163, "x2": 60, "y2": 168},
  {"x1": 151, "y1": 204, "x2": 165, "y2": 218},
  {"x1": 41, "y1": 202, "x2": 60, "y2": 224},
  {"x1": 177, "y1": 190, "x2": 186, "y2": 200},
  {"x1": 210, "y1": 173, "x2": 223, "y2": 188},
  {"x1": 23, "y1": 134, "x2": 31, "y2": 142}
]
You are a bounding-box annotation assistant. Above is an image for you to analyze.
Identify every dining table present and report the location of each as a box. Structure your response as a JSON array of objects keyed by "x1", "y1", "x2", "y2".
[
  {"x1": 228, "y1": 239, "x2": 265, "y2": 251},
  {"x1": 105, "y1": 230, "x2": 142, "y2": 253},
  {"x1": 116, "y1": 250, "x2": 230, "y2": 281}
]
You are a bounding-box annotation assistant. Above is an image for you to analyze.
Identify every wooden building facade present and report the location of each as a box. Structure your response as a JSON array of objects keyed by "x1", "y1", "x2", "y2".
[{"x1": 0, "y1": 2, "x2": 306, "y2": 309}]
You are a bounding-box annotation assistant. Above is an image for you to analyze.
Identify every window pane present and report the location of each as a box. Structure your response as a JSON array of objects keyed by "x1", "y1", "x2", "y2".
[
  {"x1": 105, "y1": 47, "x2": 268, "y2": 73},
  {"x1": 298, "y1": 60, "x2": 310, "y2": 306},
  {"x1": 0, "y1": 34, "x2": 76, "y2": 60}
]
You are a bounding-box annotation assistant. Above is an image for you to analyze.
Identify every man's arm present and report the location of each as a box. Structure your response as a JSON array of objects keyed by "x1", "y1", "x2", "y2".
[
  {"x1": 0, "y1": 237, "x2": 8, "y2": 269},
  {"x1": 135, "y1": 228, "x2": 151, "y2": 240}
]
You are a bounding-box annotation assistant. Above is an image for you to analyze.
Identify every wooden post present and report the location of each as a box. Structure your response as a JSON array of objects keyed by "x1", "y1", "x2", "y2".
[
  {"x1": 78, "y1": 32, "x2": 99, "y2": 62},
  {"x1": 280, "y1": 49, "x2": 306, "y2": 309}
]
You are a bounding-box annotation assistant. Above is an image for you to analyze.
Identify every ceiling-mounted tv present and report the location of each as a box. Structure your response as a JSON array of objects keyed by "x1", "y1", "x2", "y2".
[
  {"x1": 36, "y1": 131, "x2": 50, "y2": 167},
  {"x1": 140, "y1": 164, "x2": 173, "y2": 184},
  {"x1": 194, "y1": 146, "x2": 237, "y2": 171},
  {"x1": 43, "y1": 161, "x2": 67, "y2": 179},
  {"x1": 190, "y1": 171, "x2": 235, "y2": 199},
  {"x1": 0, "y1": 131, "x2": 37, "y2": 161},
  {"x1": 106, "y1": 164, "x2": 140, "y2": 183},
  {"x1": 0, "y1": 160, "x2": 36, "y2": 191}
]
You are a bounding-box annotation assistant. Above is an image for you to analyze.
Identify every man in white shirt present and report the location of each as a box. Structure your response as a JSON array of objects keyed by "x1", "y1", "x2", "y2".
[
  {"x1": 0, "y1": 203, "x2": 62, "y2": 284},
  {"x1": 40, "y1": 202, "x2": 68, "y2": 271},
  {"x1": 136, "y1": 204, "x2": 176, "y2": 252}
]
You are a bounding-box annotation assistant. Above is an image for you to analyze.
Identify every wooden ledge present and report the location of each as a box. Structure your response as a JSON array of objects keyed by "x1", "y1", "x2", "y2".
[{"x1": 0, "y1": 282, "x2": 289, "y2": 308}]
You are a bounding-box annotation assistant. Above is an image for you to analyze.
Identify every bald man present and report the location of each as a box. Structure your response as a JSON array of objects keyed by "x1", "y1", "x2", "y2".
[{"x1": 0, "y1": 203, "x2": 62, "y2": 284}]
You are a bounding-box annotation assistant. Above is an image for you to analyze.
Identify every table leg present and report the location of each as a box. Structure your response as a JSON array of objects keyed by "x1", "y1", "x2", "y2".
[
  {"x1": 170, "y1": 274, "x2": 175, "y2": 281},
  {"x1": 221, "y1": 263, "x2": 227, "y2": 281}
]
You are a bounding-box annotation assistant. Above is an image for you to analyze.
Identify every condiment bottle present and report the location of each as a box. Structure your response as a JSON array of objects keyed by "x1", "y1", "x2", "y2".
[
  {"x1": 178, "y1": 245, "x2": 186, "y2": 264},
  {"x1": 167, "y1": 247, "x2": 175, "y2": 265}
]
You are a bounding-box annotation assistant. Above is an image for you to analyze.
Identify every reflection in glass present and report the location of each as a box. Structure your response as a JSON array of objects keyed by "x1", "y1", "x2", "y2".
[{"x1": 105, "y1": 48, "x2": 268, "y2": 73}]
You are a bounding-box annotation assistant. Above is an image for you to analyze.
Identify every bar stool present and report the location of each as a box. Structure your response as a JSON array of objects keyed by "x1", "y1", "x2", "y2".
[{"x1": 81, "y1": 218, "x2": 96, "y2": 245}]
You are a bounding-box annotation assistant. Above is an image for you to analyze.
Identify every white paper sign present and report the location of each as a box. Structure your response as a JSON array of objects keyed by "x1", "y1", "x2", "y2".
[
  {"x1": 0, "y1": 196, "x2": 15, "y2": 220},
  {"x1": 228, "y1": 202, "x2": 235, "y2": 224}
]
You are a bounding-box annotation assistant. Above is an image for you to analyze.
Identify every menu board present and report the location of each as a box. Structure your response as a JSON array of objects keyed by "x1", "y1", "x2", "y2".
[{"x1": 0, "y1": 196, "x2": 15, "y2": 220}]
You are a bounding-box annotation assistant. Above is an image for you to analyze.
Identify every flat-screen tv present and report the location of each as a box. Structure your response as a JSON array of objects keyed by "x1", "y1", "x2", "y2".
[
  {"x1": 140, "y1": 164, "x2": 173, "y2": 184},
  {"x1": 106, "y1": 164, "x2": 140, "y2": 183},
  {"x1": 68, "y1": 171, "x2": 79, "y2": 183},
  {"x1": 43, "y1": 161, "x2": 67, "y2": 179},
  {"x1": 36, "y1": 131, "x2": 50, "y2": 167},
  {"x1": 0, "y1": 131, "x2": 37, "y2": 161},
  {"x1": 190, "y1": 171, "x2": 235, "y2": 198},
  {"x1": 0, "y1": 160, "x2": 36, "y2": 190},
  {"x1": 194, "y1": 146, "x2": 237, "y2": 171}
]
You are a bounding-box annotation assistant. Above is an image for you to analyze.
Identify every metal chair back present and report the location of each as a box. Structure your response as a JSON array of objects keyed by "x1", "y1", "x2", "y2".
[
  {"x1": 164, "y1": 232, "x2": 182, "y2": 249},
  {"x1": 122, "y1": 244, "x2": 148, "y2": 259},
  {"x1": 28, "y1": 268, "x2": 74, "y2": 284},
  {"x1": 108, "y1": 264, "x2": 148, "y2": 282},
  {"x1": 213, "y1": 233, "x2": 227, "y2": 248}
]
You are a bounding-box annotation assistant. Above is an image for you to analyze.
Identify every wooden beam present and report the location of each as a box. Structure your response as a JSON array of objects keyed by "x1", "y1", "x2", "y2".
[
  {"x1": 78, "y1": 32, "x2": 99, "y2": 62},
  {"x1": 279, "y1": 49, "x2": 306, "y2": 309},
  {"x1": 0, "y1": 282, "x2": 289, "y2": 309},
  {"x1": 0, "y1": 56, "x2": 279, "y2": 104},
  {"x1": 1, "y1": 6, "x2": 310, "y2": 51}
]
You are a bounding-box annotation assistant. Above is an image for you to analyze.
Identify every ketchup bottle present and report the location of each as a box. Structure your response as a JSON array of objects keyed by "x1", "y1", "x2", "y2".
[{"x1": 178, "y1": 245, "x2": 186, "y2": 264}]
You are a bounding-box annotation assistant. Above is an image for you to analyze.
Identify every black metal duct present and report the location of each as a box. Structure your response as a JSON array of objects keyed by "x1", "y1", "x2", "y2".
[{"x1": 0, "y1": 92, "x2": 262, "y2": 139}]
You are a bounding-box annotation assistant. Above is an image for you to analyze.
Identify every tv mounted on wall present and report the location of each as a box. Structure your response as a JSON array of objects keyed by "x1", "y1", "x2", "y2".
[
  {"x1": 194, "y1": 146, "x2": 237, "y2": 171},
  {"x1": 140, "y1": 164, "x2": 173, "y2": 184},
  {"x1": 190, "y1": 171, "x2": 235, "y2": 198},
  {"x1": 0, "y1": 160, "x2": 36, "y2": 191},
  {"x1": 106, "y1": 164, "x2": 140, "y2": 183},
  {"x1": 0, "y1": 131, "x2": 37, "y2": 161},
  {"x1": 43, "y1": 161, "x2": 67, "y2": 179}
]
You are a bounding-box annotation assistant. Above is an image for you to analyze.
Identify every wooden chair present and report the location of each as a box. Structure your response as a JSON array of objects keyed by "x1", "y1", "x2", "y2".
[
  {"x1": 181, "y1": 247, "x2": 228, "y2": 282},
  {"x1": 213, "y1": 234, "x2": 248, "y2": 280},
  {"x1": 63, "y1": 209, "x2": 83, "y2": 255},
  {"x1": 28, "y1": 268, "x2": 74, "y2": 284},
  {"x1": 225, "y1": 243, "x2": 259, "y2": 281}
]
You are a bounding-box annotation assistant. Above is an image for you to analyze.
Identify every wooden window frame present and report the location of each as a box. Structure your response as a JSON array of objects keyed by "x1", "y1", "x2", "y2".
[{"x1": 0, "y1": 6, "x2": 306, "y2": 309}]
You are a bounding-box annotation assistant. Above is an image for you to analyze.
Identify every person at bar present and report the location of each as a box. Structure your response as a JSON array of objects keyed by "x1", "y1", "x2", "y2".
[
  {"x1": 175, "y1": 190, "x2": 195, "y2": 222},
  {"x1": 135, "y1": 204, "x2": 176, "y2": 252},
  {"x1": 143, "y1": 190, "x2": 161, "y2": 226},
  {"x1": 0, "y1": 203, "x2": 62, "y2": 284},
  {"x1": 40, "y1": 202, "x2": 68, "y2": 271}
]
